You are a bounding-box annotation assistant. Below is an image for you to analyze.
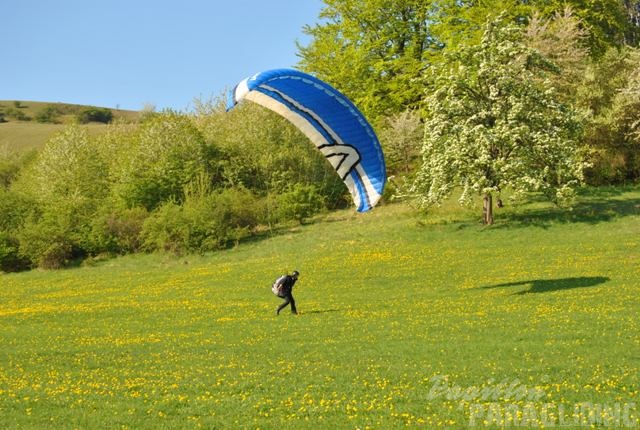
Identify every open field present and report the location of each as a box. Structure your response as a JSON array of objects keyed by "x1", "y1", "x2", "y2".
[
  {"x1": 1, "y1": 187, "x2": 639, "y2": 428},
  {"x1": 0, "y1": 101, "x2": 140, "y2": 152},
  {"x1": 0, "y1": 101, "x2": 140, "y2": 123},
  {"x1": 0, "y1": 122, "x2": 118, "y2": 153}
]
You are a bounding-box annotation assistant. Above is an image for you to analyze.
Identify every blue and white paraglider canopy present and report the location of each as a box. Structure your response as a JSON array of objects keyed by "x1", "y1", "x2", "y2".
[{"x1": 226, "y1": 68, "x2": 386, "y2": 212}]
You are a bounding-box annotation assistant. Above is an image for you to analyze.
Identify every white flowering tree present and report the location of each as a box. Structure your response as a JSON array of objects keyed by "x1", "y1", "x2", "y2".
[{"x1": 412, "y1": 19, "x2": 587, "y2": 224}]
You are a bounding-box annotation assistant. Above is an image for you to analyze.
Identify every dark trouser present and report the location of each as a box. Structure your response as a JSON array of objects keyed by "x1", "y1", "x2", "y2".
[{"x1": 277, "y1": 292, "x2": 297, "y2": 314}]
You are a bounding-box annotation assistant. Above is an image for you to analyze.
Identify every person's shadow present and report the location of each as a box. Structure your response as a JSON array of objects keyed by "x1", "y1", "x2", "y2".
[
  {"x1": 478, "y1": 276, "x2": 610, "y2": 295},
  {"x1": 301, "y1": 308, "x2": 342, "y2": 315}
]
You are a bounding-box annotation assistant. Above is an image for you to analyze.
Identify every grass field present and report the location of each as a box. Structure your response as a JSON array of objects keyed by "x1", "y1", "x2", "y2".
[
  {"x1": 1, "y1": 187, "x2": 639, "y2": 429},
  {"x1": 0, "y1": 101, "x2": 140, "y2": 152},
  {"x1": 0, "y1": 122, "x2": 119, "y2": 153}
]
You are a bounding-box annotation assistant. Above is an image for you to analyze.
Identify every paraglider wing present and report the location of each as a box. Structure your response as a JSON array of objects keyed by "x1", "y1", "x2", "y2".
[{"x1": 226, "y1": 69, "x2": 386, "y2": 212}]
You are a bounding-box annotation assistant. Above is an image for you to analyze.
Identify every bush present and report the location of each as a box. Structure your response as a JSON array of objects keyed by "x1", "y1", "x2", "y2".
[
  {"x1": 76, "y1": 107, "x2": 113, "y2": 124},
  {"x1": 275, "y1": 184, "x2": 325, "y2": 224},
  {"x1": 35, "y1": 105, "x2": 61, "y2": 124},
  {"x1": 0, "y1": 232, "x2": 29, "y2": 272},
  {"x1": 18, "y1": 219, "x2": 75, "y2": 270},
  {"x1": 17, "y1": 197, "x2": 94, "y2": 269},
  {"x1": 142, "y1": 188, "x2": 260, "y2": 254},
  {"x1": 90, "y1": 206, "x2": 149, "y2": 254},
  {"x1": 4, "y1": 107, "x2": 30, "y2": 121},
  {"x1": 194, "y1": 101, "x2": 348, "y2": 204},
  {"x1": 141, "y1": 201, "x2": 187, "y2": 254},
  {"x1": 1, "y1": 156, "x2": 25, "y2": 189},
  {"x1": 1, "y1": 150, "x2": 38, "y2": 189},
  {"x1": 0, "y1": 189, "x2": 36, "y2": 232},
  {"x1": 190, "y1": 188, "x2": 260, "y2": 250},
  {"x1": 0, "y1": 188, "x2": 37, "y2": 271},
  {"x1": 37, "y1": 241, "x2": 74, "y2": 270}
]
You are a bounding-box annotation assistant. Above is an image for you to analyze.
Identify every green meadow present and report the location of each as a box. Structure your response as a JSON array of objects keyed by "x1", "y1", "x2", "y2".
[
  {"x1": 0, "y1": 187, "x2": 640, "y2": 429},
  {"x1": 4, "y1": 1, "x2": 639, "y2": 427},
  {"x1": 1, "y1": 187, "x2": 639, "y2": 429}
]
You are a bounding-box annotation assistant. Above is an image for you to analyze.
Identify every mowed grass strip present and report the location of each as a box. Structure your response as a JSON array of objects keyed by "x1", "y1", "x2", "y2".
[{"x1": 1, "y1": 187, "x2": 639, "y2": 429}]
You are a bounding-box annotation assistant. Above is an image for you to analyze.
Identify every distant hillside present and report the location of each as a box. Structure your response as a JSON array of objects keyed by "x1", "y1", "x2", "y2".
[{"x1": 0, "y1": 100, "x2": 141, "y2": 152}]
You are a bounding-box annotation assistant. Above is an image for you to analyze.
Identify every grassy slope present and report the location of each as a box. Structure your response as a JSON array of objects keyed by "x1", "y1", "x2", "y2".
[
  {"x1": 1, "y1": 188, "x2": 639, "y2": 428},
  {"x1": 0, "y1": 101, "x2": 140, "y2": 152}
]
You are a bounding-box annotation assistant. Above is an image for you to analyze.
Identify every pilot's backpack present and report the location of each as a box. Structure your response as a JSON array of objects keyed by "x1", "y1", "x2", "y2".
[{"x1": 271, "y1": 275, "x2": 288, "y2": 297}]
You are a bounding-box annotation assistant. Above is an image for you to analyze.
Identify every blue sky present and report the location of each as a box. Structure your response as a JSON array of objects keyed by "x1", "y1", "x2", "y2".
[{"x1": 2, "y1": 0, "x2": 324, "y2": 111}]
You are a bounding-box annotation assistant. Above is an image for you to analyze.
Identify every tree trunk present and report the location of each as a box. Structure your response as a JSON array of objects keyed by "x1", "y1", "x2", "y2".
[{"x1": 483, "y1": 193, "x2": 494, "y2": 225}]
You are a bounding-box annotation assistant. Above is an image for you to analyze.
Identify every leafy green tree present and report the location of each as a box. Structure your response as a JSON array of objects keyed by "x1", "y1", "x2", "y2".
[
  {"x1": 27, "y1": 125, "x2": 109, "y2": 202},
  {"x1": 193, "y1": 99, "x2": 348, "y2": 210},
  {"x1": 110, "y1": 112, "x2": 208, "y2": 210},
  {"x1": 579, "y1": 47, "x2": 640, "y2": 182},
  {"x1": 432, "y1": 0, "x2": 534, "y2": 49},
  {"x1": 411, "y1": 19, "x2": 586, "y2": 224},
  {"x1": 298, "y1": 0, "x2": 438, "y2": 122},
  {"x1": 623, "y1": 0, "x2": 640, "y2": 44},
  {"x1": 536, "y1": 0, "x2": 631, "y2": 57},
  {"x1": 13, "y1": 126, "x2": 110, "y2": 268},
  {"x1": 379, "y1": 109, "x2": 422, "y2": 175},
  {"x1": 434, "y1": 0, "x2": 631, "y2": 58},
  {"x1": 525, "y1": 7, "x2": 590, "y2": 103},
  {"x1": 299, "y1": 0, "x2": 632, "y2": 127}
]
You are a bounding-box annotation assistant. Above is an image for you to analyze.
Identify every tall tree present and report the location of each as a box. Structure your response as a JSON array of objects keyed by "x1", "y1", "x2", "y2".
[
  {"x1": 525, "y1": 7, "x2": 590, "y2": 103},
  {"x1": 109, "y1": 113, "x2": 208, "y2": 211},
  {"x1": 298, "y1": 0, "x2": 438, "y2": 122},
  {"x1": 411, "y1": 18, "x2": 586, "y2": 224},
  {"x1": 432, "y1": 0, "x2": 534, "y2": 49},
  {"x1": 579, "y1": 47, "x2": 640, "y2": 182},
  {"x1": 299, "y1": 0, "x2": 635, "y2": 126},
  {"x1": 530, "y1": 0, "x2": 630, "y2": 56},
  {"x1": 433, "y1": 0, "x2": 632, "y2": 56},
  {"x1": 379, "y1": 109, "x2": 423, "y2": 175},
  {"x1": 622, "y1": 0, "x2": 640, "y2": 44}
]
